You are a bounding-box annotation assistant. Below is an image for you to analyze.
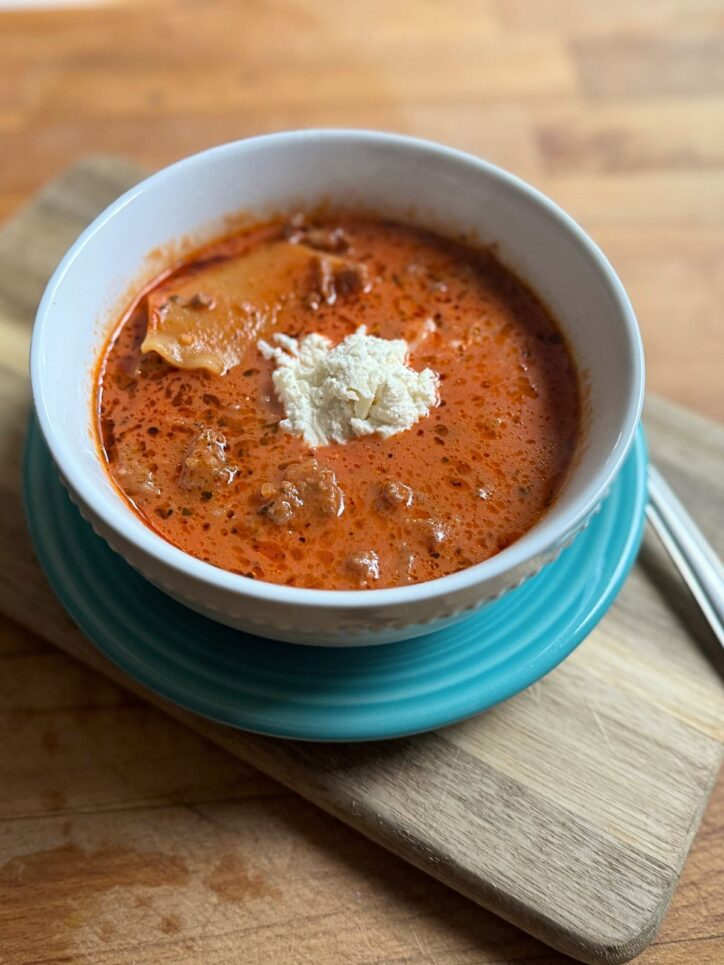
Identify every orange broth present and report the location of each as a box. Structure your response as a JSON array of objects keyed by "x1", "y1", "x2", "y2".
[{"x1": 96, "y1": 216, "x2": 580, "y2": 590}]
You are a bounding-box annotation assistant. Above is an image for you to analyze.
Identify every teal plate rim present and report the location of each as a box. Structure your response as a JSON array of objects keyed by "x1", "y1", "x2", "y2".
[{"x1": 24, "y1": 418, "x2": 647, "y2": 741}]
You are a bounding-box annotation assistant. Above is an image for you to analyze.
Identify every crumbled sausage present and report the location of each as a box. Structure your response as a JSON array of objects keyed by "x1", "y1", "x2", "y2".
[
  {"x1": 284, "y1": 216, "x2": 350, "y2": 253},
  {"x1": 187, "y1": 292, "x2": 216, "y2": 310},
  {"x1": 304, "y1": 255, "x2": 370, "y2": 310},
  {"x1": 259, "y1": 480, "x2": 304, "y2": 525},
  {"x1": 307, "y1": 257, "x2": 337, "y2": 308},
  {"x1": 346, "y1": 550, "x2": 380, "y2": 585},
  {"x1": 409, "y1": 517, "x2": 449, "y2": 553},
  {"x1": 288, "y1": 459, "x2": 345, "y2": 517},
  {"x1": 333, "y1": 264, "x2": 368, "y2": 297},
  {"x1": 259, "y1": 459, "x2": 345, "y2": 525},
  {"x1": 260, "y1": 498, "x2": 294, "y2": 525},
  {"x1": 306, "y1": 227, "x2": 350, "y2": 252},
  {"x1": 179, "y1": 428, "x2": 237, "y2": 490},
  {"x1": 115, "y1": 458, "x2": 160, "y2": 499},
  {"x1": 376, "y1": 480, "x2": 414, "y2": 512}
]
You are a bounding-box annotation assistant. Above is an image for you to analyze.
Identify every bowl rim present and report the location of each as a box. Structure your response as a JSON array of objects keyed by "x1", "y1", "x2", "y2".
[{"x1": 30, "y1": 128, "x2": 645, "y2": 611}]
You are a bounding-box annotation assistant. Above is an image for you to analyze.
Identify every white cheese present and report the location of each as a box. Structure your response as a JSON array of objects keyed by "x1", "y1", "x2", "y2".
[{"x1": 257, "y1": 326, "x2": 439, "y2": 448}]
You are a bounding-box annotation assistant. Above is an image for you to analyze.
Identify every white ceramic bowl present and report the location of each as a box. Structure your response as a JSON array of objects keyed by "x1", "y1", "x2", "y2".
[{"x1": 31, "y1": 131, "x2": 644, "y2": 645}]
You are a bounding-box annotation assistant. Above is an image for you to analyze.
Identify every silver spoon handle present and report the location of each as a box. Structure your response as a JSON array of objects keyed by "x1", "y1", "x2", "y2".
[{"x1": 646, "y1": 463, "x2": 724, "y2": 648}]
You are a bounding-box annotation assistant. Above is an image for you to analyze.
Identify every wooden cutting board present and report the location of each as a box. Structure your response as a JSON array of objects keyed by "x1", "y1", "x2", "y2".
[{"x1": 0, "y1": 158, "x2": 722, "y2": 965}]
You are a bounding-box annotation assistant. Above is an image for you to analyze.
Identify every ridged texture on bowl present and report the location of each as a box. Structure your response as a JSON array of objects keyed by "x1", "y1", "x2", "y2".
[
  {"x1": 24, "y1": 417, "x2": 648, "y2": 734},
  {"x1": 58, "y1": 463, "x2": 600, "y2": 644}
]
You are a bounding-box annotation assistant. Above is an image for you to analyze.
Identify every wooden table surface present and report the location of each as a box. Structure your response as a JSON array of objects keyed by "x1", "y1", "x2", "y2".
[{"x1": 1, "y1": 2, "x2": 722, "y2": 963}]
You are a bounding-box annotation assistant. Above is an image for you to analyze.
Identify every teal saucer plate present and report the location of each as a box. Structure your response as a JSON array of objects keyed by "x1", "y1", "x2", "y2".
[{"x1": 24, "y1": 419, "x2": 647, "y2": 741}]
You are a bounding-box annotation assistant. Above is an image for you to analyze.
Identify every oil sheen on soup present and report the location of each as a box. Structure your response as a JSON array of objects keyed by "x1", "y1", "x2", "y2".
[{"x1": 96, "y1": 215, "x2": 580, "y2": 590}]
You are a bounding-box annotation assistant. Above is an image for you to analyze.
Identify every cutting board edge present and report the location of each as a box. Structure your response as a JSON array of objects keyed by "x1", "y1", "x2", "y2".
[{"x1": 187, "y1": 718, "x2": 721, "y2": 965}]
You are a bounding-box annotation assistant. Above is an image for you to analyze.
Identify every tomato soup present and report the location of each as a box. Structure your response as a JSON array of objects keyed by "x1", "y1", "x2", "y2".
[{"x1": 96, "y1": 215, "x2": 580, "y2": 590}]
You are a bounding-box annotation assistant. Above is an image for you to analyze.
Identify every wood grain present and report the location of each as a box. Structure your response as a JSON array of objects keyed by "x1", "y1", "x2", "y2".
[
  {"x1": 1, "y1": 0, "x2": 723, "y2": 421},
  {"x1": 0, "y1": 158, "x2": 722, "y2": 965},
  {"x1": 0, "y1": 1, "x2": 723, "y2": 960}
]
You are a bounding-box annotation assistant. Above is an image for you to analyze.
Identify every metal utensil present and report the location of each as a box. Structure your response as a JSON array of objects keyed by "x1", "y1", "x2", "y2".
[{"x1": 646, "y1": 463, "x2": 724, "y2": 649}]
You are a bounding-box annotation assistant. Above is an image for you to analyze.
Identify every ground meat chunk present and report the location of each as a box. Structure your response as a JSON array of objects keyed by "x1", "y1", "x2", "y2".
[
  {"x1": 305, "y1": 257, "x2": 370, "y2": 309},
  {"x1": 308, "y1": 257, "x2": 336, "y2": 307},
  {"x1": 179, "y1": 428, "x2": 236, "y2": 491},
  {"x1": 186, "y1": 292, "x2": 216, "y2": 310},
  {"x1": 409, "y1": 517, "x2": 449, "y2": 553},
  {"x1": 345, "y1": 550, "x2": 380, "y2": 586},
  {"x1": 333, "y1": 263, "x2": 368, "y2": 297},
  {"x1": 288, "y1": 459, "x2": 345, "y2": 517},
  {"x1": 284, "y1": 215, "x2": 350, "y2": 253},
  {"x1": 259, "y1": 459, "x2": 344, "y2": 525},
  {"x1": 258, "y1": 480, "x2": 304, "y2": 525},
  {"x1": 114, "y1": 455, "x2": 160, "y2": 499},
  {"x1": 376, "y1": 480, "x2": 414, "y2": 512},
  {"x1": 110, "y1": 433, "x2": 161, "y2": 500}
]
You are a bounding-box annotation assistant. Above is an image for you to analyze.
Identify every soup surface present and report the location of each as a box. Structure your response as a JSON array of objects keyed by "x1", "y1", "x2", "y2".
[{"x1": 96, "y1": 215, "x2": 580, "y2": 590}]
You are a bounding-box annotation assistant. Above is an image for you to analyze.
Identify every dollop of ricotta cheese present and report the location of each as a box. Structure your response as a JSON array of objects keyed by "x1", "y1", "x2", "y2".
[{"x1": 257, "y1": 326, "x2": 439, "y2": 448}]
